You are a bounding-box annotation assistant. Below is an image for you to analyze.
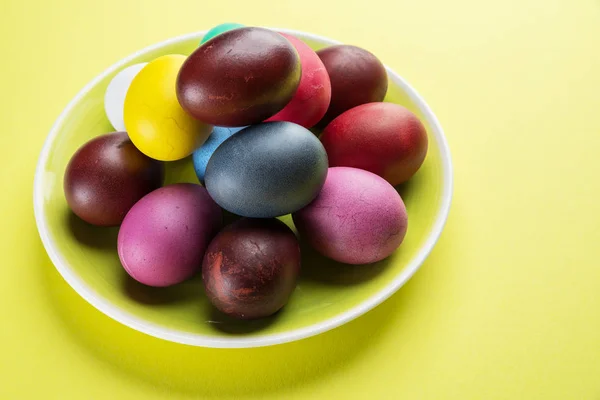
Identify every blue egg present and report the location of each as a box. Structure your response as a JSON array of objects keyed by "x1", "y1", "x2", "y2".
[
  {"x1": 192, "y1": 126, "x2": 246, "y2": 182},
  {"x1": 205, "y1": 122, "x2": 329, "y2": 218}
]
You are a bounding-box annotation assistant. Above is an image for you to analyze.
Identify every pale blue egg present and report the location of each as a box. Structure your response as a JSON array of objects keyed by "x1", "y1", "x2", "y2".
[{"x1": 193, "y1": 126, "x2": 246, "y2": 182}]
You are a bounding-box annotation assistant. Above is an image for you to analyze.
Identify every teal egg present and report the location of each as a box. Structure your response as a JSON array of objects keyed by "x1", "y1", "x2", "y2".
[{"x1": 200, "y1": 23, "x2": 245, "y2": 45}]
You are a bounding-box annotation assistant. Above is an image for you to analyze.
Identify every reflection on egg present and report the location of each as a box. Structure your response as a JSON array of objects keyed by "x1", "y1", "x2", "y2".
[
  {"x1": 192, "y1": 126, "x2": 246, "y2": 183},
  {"x1": 177, "y1": 27, "x2": 301, "y2": 127},
  {"x1": 321, "y1": 102, "x2": 428, "y2": 186},
  {"x1": 293, "y1": 167, "x2": 408, "y2": 265},
  {"x1": 202, "y1": 218, "x2": 301, "y2": 319},
  {"x1": 316, "y1": 45, "x2": 388, "y2": 127},
  {"x1": 118, "y1": 183, "x2": 222, "y2": 287},
  {"x1": 205, "y1": 122, "x2": 328, "y2": 218},
  {"x1": 266, "y1": 33, "x2": 331, "y2": 128},
  {"x1": 104, "y1": 63, "x2": 147, "y2": 132},
  {"x1": 124, "y1": 55, "x2": 213, "y2": 161}
]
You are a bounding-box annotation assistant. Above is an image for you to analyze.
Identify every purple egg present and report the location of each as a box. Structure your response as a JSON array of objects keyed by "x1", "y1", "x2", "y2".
[
  {"x1": 117, "y1": 183, "x2": 222, "y2": 287},
  {"x1": 292, "y1": 167, "x2": 408, "y2": 265}
]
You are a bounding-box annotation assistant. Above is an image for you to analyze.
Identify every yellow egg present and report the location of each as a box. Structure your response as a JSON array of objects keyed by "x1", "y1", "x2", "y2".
[{"x1": 124, "y1": 55, "x2": 212, "y2": 161}]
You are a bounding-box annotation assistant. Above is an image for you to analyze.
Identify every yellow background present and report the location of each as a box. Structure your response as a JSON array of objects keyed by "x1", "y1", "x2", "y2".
[{"x1": 2, "y1": 0, "x2": 600, "y2": 398}]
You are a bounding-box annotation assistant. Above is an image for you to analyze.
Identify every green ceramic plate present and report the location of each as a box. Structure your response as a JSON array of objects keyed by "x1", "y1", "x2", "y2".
[{"x1": 34, "y1": 28, "x2": 453, "y2": 348}]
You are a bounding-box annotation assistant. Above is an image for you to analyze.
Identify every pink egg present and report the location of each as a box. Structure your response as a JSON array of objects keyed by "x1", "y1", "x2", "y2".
[
  {"x1": 265, "y1": 33, "x2": 332, "y2": 128},
  {"x1": 292, "y1": 167, "x2": 408, "y2": 264},
  {"x1": 117, "y1": 183, "x2": 222, "y2": 287}
]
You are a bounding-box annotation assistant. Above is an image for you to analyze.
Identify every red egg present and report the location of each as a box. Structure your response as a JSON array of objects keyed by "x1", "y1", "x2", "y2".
[
  {"x1": 64, "y1": 132, "x2": 164, "y2": 226},
  {"x1": 320, "y1": 102, "x2": 428, "y2": 186},
  {"x1": 265, "y1": 33, "x2": 331, "y2": 128},
  {"x1": 316, "y1": 45, "x2": 388, "y2": 127}
]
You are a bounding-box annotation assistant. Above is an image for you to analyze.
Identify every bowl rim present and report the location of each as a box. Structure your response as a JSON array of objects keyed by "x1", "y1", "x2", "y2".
[{"x1": 33, "y1": 27, "x2": 454, "y2": 348}]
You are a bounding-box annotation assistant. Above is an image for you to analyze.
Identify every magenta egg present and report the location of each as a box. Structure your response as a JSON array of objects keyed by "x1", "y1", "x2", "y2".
[
  {"x1": 117, "y1": 183, "x2": 222, "y2": 287},
  {"x1": 292, "y1": 167, "x2": 408, "y2": 265},
  {"x1": 265, "y1": 33, "x2": 331, "y2": 128}
]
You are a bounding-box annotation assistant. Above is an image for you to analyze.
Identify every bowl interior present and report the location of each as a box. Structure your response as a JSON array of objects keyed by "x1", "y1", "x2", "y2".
[{"x1": 35, "y1": 30, "x2": 447, "y2": 346}]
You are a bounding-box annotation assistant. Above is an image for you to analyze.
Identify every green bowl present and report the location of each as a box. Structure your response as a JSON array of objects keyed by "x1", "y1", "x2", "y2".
[{"x1": 33, "y1": 28, "x2": 453, "y2": 348}]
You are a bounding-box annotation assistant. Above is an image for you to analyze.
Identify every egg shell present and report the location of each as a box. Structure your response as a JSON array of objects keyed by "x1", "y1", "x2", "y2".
[
  {"x1": 64, "y1": 132, "x2": 164, "y2": 226},
  {"x1": 177, "y1": 27, "x2": 301, "y2": 127},
  {"x1": 321, "y1": 102, "x2": 428, "y2": 186},
  {"x1": 124, "y1": 55, "x2": 213, "y2": 161},
  {"x1": 316, "y1": 45, "x2": 388, "y2": 127},
  {"x1": 205, "y1": 122, "x2": 328, "y2": 218},
  {"x1": 265, "y1": 33, "x2": 331, "y2": 128},
  {"x1": 117, "y1": 183, "x2": 222, "y2": 287},
  {"x1": 104, "y1": 63, "x2": 147, "y2": 132},
  {"x1": 293, "y1": 167, "x2": 407, "y2": 265},
  {"x1": 200, "y1": 22, "x2": 244, "y2": 45},
  {"x1": 192, "y1": 126, "x2": 246, "y2": 183},
  {"x1": 202, "y1": 218, "x2": 301, "y2": 320}
]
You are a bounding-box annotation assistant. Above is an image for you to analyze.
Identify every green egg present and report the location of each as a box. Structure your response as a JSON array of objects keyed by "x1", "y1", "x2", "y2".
[{"x1": 200, "y1": 22, "x2": 245, "y2": 45}]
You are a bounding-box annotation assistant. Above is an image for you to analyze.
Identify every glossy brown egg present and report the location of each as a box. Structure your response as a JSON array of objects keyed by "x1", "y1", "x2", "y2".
[
  {"x1": 177, "y1": 27, "x2": 301, "y2": 127},
  {"x1": 64, "y1": 132, "x2": 164, "y2": 226},
  {"x1": 316, "y1": 45, "x2": 388, "y2": 127},
  {"x1": 202, "y1": 218, "x2": 301, "y2": 320}
]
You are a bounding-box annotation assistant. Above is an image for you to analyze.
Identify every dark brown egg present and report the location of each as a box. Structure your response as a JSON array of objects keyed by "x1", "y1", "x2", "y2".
[
  {"x1": 177, "y1": 27, "x2": 301, "y2": 127},
  {"x1": 202, "y1": 218, "x2": 301, "y2": 320},
  {"x1": 316, "y1": 45, "x2": 388, "y2": 127},
  {"x1": 64, "y1": 132, "x2": 164, "y2": 226}
]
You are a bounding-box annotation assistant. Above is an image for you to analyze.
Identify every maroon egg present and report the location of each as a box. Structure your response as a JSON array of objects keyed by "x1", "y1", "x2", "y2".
[
  {"x1": 177, "y1": 27, "x2": 301, "y2": 127},
  {"x1": 316, "y1": 45, "x2": 388, "y2": 127},
  {"x1": 321, "y1": 102, "x2": 428, "y2": 186},
  {"x1": 64, "y1": 132, "x2": 164, "y2": 226},
  {"x1": 202, "y1": 218, "x2": 301, "y2": 319}
]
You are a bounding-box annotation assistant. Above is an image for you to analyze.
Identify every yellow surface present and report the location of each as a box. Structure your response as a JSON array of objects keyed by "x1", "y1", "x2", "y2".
[
  {"x1": 1, "y1": 0, "x2": 600, "y2": 398},
  {"x1": 124, "y1": 55, "x2": 212, "y2": 161}
]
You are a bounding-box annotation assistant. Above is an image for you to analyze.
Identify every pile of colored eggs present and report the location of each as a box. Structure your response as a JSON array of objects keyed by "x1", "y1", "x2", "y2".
[{"x1": 65, "y1": 24, "x2": 428, "y2": 320}]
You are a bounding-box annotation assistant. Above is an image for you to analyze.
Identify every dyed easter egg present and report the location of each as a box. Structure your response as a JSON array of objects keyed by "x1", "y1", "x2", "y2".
[
  {"x1": 202, "y1": 218, "x2": 301, "y2": 319},
  {"x1": 104, "y1": 63, "x2": 147, "y2": 131},
  {"x1": 118, "y1": 183, "x2": 222, "y2": 287},
  {"x1": 205, "y1": 122, "x2": 328, "y2": 218},
  {"x1": 177, "y1": 27, "x2": 301, "y2": 127},
  {"x1": 200, "y1": 22, "x2": 244, "y2": 45},
  {"x1": 64, "y1": 132, "x2": 164, "y2": 227},
  {"x1": 192, "y1": 126, "x2": 246, "y2": 183},
  {"x1": 293, "y1": 167, "x2": 407, "y2": 265},
  {"x1": 316, "y1": 45, "x2": 388, "y2": 126},
  {"x1": 124, "y1": 55, "x2": 213, "y2": 161},
  {"x1": 265, "y1": 33, "x2": 331, "y2": 128},
  {"x1": 321, "y1": 102, "x2": 428, "y2": 186}
]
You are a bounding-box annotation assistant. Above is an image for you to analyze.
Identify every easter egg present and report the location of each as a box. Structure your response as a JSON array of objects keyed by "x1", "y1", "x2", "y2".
[
  {"x1": 104, "y1": 63, "x2": 147, "y2": 132},
  {"x1": 124, "y1": 55, "x2": 213, "y2": 161},
  {"x1": 205, "y1": 122, "x2": 328, "y2": 218},
  {"x1": 200, "y1": 22, "x2": 244, "y2": 45},
  {"x1": 64, "y1": 132, "x2": 164, "y2": 227},
  {"x1": 202, "y1": 218, "x2": 301, "y2": 319},
  {"x1": 316, "y1": 45, "x2": 388, "y2": 127},
  {"x1": 265, "y1": 33, "x2": 331, "y2": 128},
  {"x1": 293, "y1": 167, "x2": 407, "y2": 265},
  {"x1": 321, "y1": 102, "x2": 428, "y2": 186},
  {"x1": 192, "y1": 126, "x2": 246, "y2": 183},
  {"x1": 118, "y1": 183, "x2": 222, "y2": 287},
  {"x1": 177, "y1": 27, "x2": 301, "y2": 127}
]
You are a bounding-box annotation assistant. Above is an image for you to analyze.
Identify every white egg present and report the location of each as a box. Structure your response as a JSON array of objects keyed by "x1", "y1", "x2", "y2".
[{"x1": 104, "y1": 63, "x2": 147, "y2": 132}]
